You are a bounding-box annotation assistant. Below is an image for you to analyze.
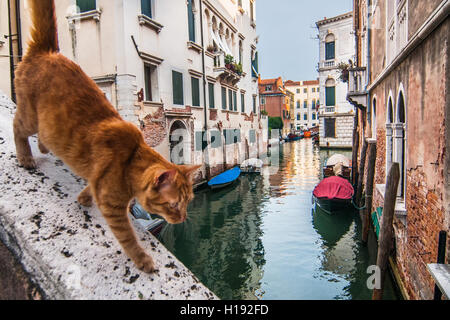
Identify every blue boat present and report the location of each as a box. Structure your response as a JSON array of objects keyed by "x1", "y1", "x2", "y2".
[{"x1": 208, "y1": 167, "x2": 241, "y2": 189}]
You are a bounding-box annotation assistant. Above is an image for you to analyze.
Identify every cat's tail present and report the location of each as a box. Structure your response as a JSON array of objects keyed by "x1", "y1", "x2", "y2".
[{"x1": 28, "y1": 0, "x2": 59, "y2": 54}]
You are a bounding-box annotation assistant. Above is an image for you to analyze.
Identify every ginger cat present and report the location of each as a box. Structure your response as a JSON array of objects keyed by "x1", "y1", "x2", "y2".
[{"x1": 13, "y1": 0, "x2": 200, "y2": 273}]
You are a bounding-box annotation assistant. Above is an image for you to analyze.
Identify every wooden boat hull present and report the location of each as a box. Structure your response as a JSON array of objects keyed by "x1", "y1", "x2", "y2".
[
  {"x1": 313, "y1": 196, "x2": 353, "y2": 215},
  {"x1": 209, "y1": 180, "x2": 235, "y2": 189},
  {"x1": 208, "y1": 167, "x2": 241, "y2": 190}
]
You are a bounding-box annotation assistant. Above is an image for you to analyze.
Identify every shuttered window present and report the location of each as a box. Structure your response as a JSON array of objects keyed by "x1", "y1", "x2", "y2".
[
  {"x1": 141, "y1": 0, "x2": 152, "y2": 18},
  {"x1": 222, "y1": 87, "x2": 227, "y2": 110},
  {"x1": 208, "y1": 83, "x2": 215, "y2": 109},
  {"x1": 325, "y1": 87, "x2": 335, "y2": 106},
  {"x1": 144, "y1": 64, "x2": 153, "y2": 102},
  {"x1": 191, "y1": 77, "x2": 200, "y2": 107},
  {"x1": 233, "y1": 91, "x2": 237, "y2": 111},
  {"x1": 228, "y1": 89, "x2": 233, "y2": 111},
  {"x1": 77, "y1": 0, "x2": 96, "y2": 12},
  {"x1": 325, "y1": 41, "x2": 335, "y2": 60},
  {"x1": 324, "y1": 118, "x2": 336, "y2": 138},
  {"x1": 187, "y1": 0, "x2": 195, "y2": 42},
  {"x1": 172, "y1": 71, "x2": 184, "y2": 105},
  {"x1": 241, "y1": 93, "x2": 245, "y2": 113},
  {"x1": 253, "y1": 96, "x2": 257, "y2": 114}
]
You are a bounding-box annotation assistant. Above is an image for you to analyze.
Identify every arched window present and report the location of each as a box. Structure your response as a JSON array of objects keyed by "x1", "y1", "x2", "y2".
[
  {"x1": 239, "y1": 40, "x2": 243, "y2": 65},
  {"x1": 187, "y1": 0, "x2": 196, "y2": 42},
  {"x1": 325, "y1": 33, "x2": 335, "y2": 60},
  {"x1": 395, "y1": 90, "x2": 406, "y2": 198},
  {"x1": 385, "y1": 95, "x2": 394, "y2": 179},
  {"x1": 372, "y1": 97, "x2": 377, "y2": 138}
]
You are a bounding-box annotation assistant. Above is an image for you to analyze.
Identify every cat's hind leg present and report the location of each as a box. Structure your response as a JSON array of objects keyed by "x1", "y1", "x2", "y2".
[
  {"x1": 78, "y1": 185, "x2": 93, "y2": 207},
  {"x1": 38, "y1": 139, "x2": 50, "y2": 154},
  {"x1": 13, "y1": 111, "x2": 37, "y2": 170}
]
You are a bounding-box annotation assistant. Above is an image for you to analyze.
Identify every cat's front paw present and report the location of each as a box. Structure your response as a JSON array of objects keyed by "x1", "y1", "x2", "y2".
[
  {"x1": 134, "y1": 254, "x2": 157, "y2": 273},
  {"x1": 18, "y1": 156, "x2": 37, "y2": 170},
  {"x1": 78, "y1": 193, "x2": 93, "y2": 207}
]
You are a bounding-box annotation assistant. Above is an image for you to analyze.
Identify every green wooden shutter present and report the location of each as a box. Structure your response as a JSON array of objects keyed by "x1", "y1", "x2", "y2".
[
  {"x1": 325, "y1": 87, "x2": 335, "y2": 106},
  {"x1": 233, "y1": 91, "x2": 237, "y2": 111},
  {"x1": 187, "y1": 0, "x2": 195, "y2": 42},
  {"x1": 325, "y1": 41, "x2": 335, "y2": 60},
  {"x1": 144, "y1": 65, "x2": 152, "y2": 101},
  {"x1": 222, "y1": 87, "x2": 227, "y2": 110},
  {"x1": 228, "y1": 89, "x2": 233, "y2": 111},
  {"x1": 77, "y1": 0, "x2": 96, "y2": 12},
  {"x1": 241, "y1": 93, "x2": 245, "y2": 113},
  {"x1": 208, "y1": 83, "x2": 215, "y2": 108},
  {"x1": 191, "y1": 77, "x2": 200, "y2": 107},
  {"x1": 141, "y1": 0, "x2": 152, "y2": 18},
  {"x1": 172, "y1": 71, "x2": 184, "y2": 105}
]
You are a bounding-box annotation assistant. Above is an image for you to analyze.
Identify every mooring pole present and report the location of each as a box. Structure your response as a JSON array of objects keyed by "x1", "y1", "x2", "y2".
[
  {"x1": 372, "y1": 162, "x2": 400, "y2": 300},
  {"x1": 362, "y1": 139, "x2": 376, "y2": 244},
  {"x1": 356, "y1": 138, "x2": 368, "y2": 207},
  {"x1": 433, "y1": 230, "x2": 447, "y2": 300}
]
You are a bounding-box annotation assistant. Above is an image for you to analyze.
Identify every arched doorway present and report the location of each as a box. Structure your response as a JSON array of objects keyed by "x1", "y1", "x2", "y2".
[
  {"x1": 386, "y1": 96, "x2": 394, "y2": 178},
  {"x1": 396, "y1": 91, "x2": 406, "y2": 198},
  {"x1": 169, "y1": 120, "x2": 191, "y2": 165}
]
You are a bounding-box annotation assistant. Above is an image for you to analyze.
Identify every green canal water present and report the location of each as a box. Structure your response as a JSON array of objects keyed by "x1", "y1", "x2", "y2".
[{"x1": 158, "y1": 139, "x2": 398, "y2": 300}]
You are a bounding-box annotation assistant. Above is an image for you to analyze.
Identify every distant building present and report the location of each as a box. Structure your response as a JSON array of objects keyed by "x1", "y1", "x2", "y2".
[
  {"x1": 316, "y1": 12, "x2": 355, "y2": 149},
  {"x1": 259, "y1": 77, "x2": 291, "y2": 135},
  {"x1": 1, "y1": 0, "x2": 267, "y2": 182},
  {"x1": 350, "y1": 0, "x2": 450, "y2": 300},
  {"x1": 284, "y1": 80, "x2": 320, "y2": 131}
]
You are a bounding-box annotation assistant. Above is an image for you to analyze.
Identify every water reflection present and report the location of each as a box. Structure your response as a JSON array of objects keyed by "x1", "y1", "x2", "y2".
[{"x1": 158, "y1": 140, "x2": 397, "y2": 300}]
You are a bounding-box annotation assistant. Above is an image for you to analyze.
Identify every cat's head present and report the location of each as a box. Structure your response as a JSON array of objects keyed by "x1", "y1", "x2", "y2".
[{"x1": 136, "y1": 164, "x2": 201, "y2": 224}]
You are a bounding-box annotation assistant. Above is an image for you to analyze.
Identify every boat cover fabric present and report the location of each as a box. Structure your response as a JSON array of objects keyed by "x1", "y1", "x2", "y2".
[
  {"x1": 313, "y1": 176, "x2": 354, "y2": 200},
  {"x1": 326, "y1": 154, "x2": 351, "y2": 167},
  {"x1": 241, "y1": 158, "x2": 263, "y2": 169},
  {"x1": 208, "y1": 167, "x2": 241, "y2": 186}
]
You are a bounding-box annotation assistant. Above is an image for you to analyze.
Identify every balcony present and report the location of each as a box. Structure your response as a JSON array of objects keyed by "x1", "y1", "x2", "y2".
[
  {"x1": 212, "y1": 52, "x2": 242, "y2": 86},
  {"x1": 318, "y1": 59, "x2": 336, "y2": 70},
  {"x1": 347, "y1": 67, "x2": 368, "y2": 109}
]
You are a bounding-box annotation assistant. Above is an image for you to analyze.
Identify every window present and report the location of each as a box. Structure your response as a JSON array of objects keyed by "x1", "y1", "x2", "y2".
[
  {"x1": 304, "y1": 114, "x2": 308, "y2": 121},
  {"x1": 144, "y1": 64, "x2": 156, "y2": 102},
  {"x1": 296, "y1": 89, "x2": 301, "y2": 94},
  {"x1": 208, "y1": 83, "x2": 215, "y2": 109},
  {"x1": 312, "y1": 113, "x2": 316, "y2": 120},
  {"x1": 325, "y1": 78, "x2": 336, "y2": 107},
  {"x1": 260, "y1": 96, "x2": 265, "y2": 106},
  {"x1": 312, "y1": 99, "x2": 316, "y2": 109},
  {"x1": 304, "y1": 88, "x2": 307, "y2": 94},
  {"x1": 233, "y1": 91, "x2": 237, "y2": 111},
  {"x1": 325, "y1": 34, "x2": 335, "y2": 60},
  {"x1": 324, "y1": 118, "x2": 336, "y2": 138},
  {"x1": 238, "y1": 0, "x2": 243, "y2": 8},
  {"x1": 251, "y1": 51, "x2": 258, "y2": 78},
  {"x1": 191, "y1": 77, "x2": 200, "y2": 107},
  {"x1": 187, "y1": 0, "x2": 195, "y2": 42},
  {"x1": 265, "y1": 85, "x2": 272, "y2": 92},
  {"x1": 297, "y1": 114, "x2": 300, "y2": 121},
  {"x1": 297, "y1": 100, "x2": 300, "y2": 109},
  {"x1": 77, "y1": 0, "x2": 96, "y2": 13},
  {"x1": 304, "y1": 101, "x2": 307, "y2": 108},
  {"x1": 228, "y1": 89, "x2": 233, "y2": 111},
  {"x1": 312, "y1": 88, "x2": 316, "y2": 93},
  {"x1": 222, "y1": 87, "x2": 227, "y2": 110},
  {"x1": 253, "y1": 95, "x2": 257, "y2": 114},
  {"x1": 172, "y1": 71, "x2": 184, "y2": 105},
  {"x1": 241, "y1": 93, "x2": 245, "y2": 113},
  {"x1": 250, "y1": 0, "x2": 254, "y2": 22},
  {"x1": 141, "y1": 0, "x2": 152, "y2": 18},
  {"x1": 239, "y1": 41, "x2": 243, "y2": 65}
]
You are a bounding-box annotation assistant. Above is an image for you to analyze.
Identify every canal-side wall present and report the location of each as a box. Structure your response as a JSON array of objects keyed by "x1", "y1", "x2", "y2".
[
  {"x1": 360, "y1": 11, "x2": 449, "y2": 300},
  {"x1": 0, "y1": 92, "x2": 217, "y2": 300},
  {"x1": 319, "y1": 113, "x2": 354, "y2": 149}
]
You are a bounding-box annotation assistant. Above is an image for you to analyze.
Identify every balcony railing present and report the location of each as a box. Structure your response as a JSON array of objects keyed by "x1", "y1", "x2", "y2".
[
  {"x1": 347, "y1": 67, "x2": 367, "y2": 108},
  {"x1": 319, "y1": 60, "x2": 336, "y2": 69}
]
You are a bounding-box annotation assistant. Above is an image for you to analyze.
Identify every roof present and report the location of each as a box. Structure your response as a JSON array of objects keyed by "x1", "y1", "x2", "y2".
[
  {"x1": 316, "y1": 11, "x2": 353, "y2": 27},
  {"x1": 284, "y1": 80, "x2": 319, "y2": 87}
]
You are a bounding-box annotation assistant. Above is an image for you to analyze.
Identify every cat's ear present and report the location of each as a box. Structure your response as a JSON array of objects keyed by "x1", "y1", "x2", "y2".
[
  {"x1": 180, "y1": 164, "x2": 201, "y2": 182},
  {"x1": 154, "y1": 169, "x2": 176, "y2": 190}
]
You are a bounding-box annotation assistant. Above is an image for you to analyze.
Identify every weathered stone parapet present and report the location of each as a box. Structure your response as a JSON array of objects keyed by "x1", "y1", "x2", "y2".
[{"x1": 0, "y1": 92, "x2": 217, "y2": 300}]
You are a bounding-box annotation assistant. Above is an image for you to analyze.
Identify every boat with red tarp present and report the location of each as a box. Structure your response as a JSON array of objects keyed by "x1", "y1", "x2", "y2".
[{"x1": 313, "y1": 176, "x2": 354, "y2": 214}]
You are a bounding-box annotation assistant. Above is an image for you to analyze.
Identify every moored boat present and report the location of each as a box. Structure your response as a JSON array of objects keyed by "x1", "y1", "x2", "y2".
[
  {"x1": 240, "y1": 158, "x2": 264, "y2": 174},
  {"x1": 208, "y1": 166, "x2": 241, "y2": 189},
  {"x1": 313, "y1": 176, "x2": 355, "y2": 214},
  {"x1": 323, "y1": 154, "x2": 352, "y2": 180},
  {"x1": 303, "y1": 131, "x2": 312, "y2": 138}
]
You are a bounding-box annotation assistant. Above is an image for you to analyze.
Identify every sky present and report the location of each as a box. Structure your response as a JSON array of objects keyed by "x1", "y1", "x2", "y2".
[{"x1": 257, "y1": 0, "x2": 353, "y2": 81}]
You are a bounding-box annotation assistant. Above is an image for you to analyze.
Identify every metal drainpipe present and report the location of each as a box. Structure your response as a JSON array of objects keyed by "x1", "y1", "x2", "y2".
[
  {"x1": 199, "y1": 0, "x2": 211, "y2": 179},
  {"x1": 15, "y1": 0, "x2": 23, "y2": 61},
  {"x1": 7, "y1": 0, "x2": 15, "y2": 102}
]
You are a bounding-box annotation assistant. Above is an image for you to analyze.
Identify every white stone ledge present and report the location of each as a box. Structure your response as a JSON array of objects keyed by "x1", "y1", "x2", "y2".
[{"x1": 0, "y1": 92, "x2": 217, "y2": 300}]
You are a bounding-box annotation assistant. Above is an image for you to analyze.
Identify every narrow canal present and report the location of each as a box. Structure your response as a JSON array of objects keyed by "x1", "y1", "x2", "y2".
[{"x1": 158, "y1": 139, "x2": 398, "y2": 300}]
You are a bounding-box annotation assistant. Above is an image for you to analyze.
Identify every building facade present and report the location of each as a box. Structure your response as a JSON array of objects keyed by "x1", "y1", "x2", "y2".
[
  {"x1": 349, "y1": 0, "x2": 450, "y2": 300},
  {"x1": 316, "y1": 12, "x2": 355, "y2": 149},
  {"x1": 284, "y1": 80, "x2": 320, "y2": 131},
  {"x1": 259, "y1": 77, "x2": 291, "y2": 135},
  {"x1": 0, "y1": 0, "x2": 267, "y2": 182}
]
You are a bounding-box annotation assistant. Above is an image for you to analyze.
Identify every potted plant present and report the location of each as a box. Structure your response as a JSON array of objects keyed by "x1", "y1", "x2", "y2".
[
  {"x1": 337, "y1": 62, "x2": 350, "y2": 83},
  {"x1": 234, "y1": 62, "x2": 243, "y2": 75},
  {"x1": 225, "y1": 54, "x2": 234, "y2": 70}
]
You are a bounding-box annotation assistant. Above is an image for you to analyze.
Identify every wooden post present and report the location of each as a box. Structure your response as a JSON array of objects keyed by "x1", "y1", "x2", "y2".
[
  {"x1": 362, "y1": 139, "x2": 376, "y2": 244},
  {"x1": 356, "y1": 138, "x2": 368, "y2": 207},
  {"x1": 372, "y1": 162, "x2": 400, "y2": 300},
  {"x1": 351, "y1": 111, "x2": 360, "y2": 186}
]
